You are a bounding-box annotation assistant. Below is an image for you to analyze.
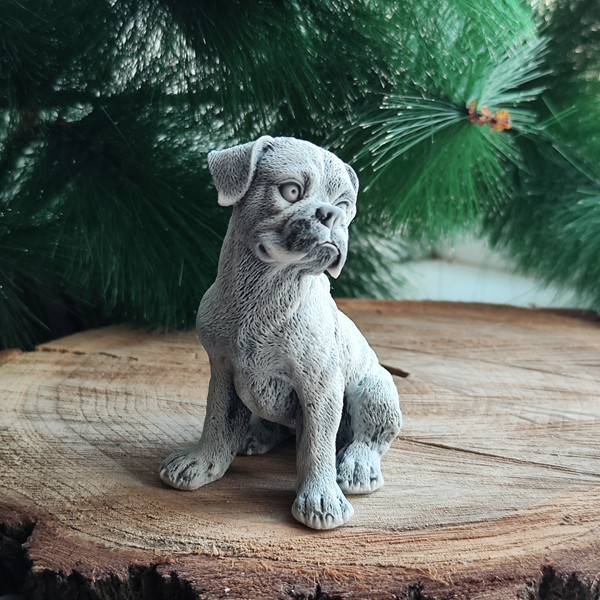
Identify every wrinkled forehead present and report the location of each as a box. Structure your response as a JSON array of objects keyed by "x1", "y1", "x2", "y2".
[{"x1": 260, "y1": 138, "x2": 352, "y2": 197}]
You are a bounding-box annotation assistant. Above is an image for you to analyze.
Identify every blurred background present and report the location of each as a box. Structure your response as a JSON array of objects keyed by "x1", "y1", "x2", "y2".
[
  {"x1": 388, "y1": 236, "x2": 582, "y2": 307},
  {"x1": 1, "y1": 0, "x2": 598, "y2": 350}
]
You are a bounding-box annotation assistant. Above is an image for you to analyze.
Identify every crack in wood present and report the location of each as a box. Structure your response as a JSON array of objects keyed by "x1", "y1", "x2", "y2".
[
  {"x1": 381, "y1": 363, "x2": 410, "y2": 378},
  {"x1": 35, "y1": 346, "x2": 139, "y2": 361},
  {"x1": 372, "y1": 344, "x2": 599, "y2": 383},
  {"x1": 399, "y1": 437, "x2": 600, "y2": 479}
]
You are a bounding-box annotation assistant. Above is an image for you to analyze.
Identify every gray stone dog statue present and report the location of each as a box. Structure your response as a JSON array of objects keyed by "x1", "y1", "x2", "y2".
[{"x1": 160, "y1": 136, "x2": 402, "y2": 529}]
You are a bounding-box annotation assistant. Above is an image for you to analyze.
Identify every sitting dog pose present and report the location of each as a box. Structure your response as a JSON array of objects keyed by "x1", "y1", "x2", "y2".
[{"x1": 160, "y1": 136, "x2": 402, "y2": 529}]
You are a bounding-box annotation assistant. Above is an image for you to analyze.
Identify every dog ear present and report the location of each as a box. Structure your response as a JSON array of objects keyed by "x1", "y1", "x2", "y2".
[
  {"x1": 344, "y1": 163, "x2": 359, "y2": 195},
  {"x1": 207, "y1": 135, "x2": 275, "y2": 207}
]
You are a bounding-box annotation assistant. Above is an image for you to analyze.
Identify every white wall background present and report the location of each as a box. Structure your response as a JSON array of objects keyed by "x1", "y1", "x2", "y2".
[{"x1": 392, "y1": 237, "x2": 582, "y2": 308}]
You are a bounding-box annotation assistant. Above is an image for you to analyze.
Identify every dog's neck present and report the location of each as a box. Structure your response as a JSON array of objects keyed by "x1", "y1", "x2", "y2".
[{"x1": 214, "y1": 218, "x2": 330, "y2": 313}]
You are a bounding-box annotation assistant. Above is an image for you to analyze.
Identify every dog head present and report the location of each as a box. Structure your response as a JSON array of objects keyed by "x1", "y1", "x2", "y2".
[{"x1": 208, "y1": 136, "x2": 359, "y2": 278}]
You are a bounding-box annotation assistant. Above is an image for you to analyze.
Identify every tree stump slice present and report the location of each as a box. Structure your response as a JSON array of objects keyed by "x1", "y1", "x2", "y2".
[{"x1": 1, "y1": 300, "x2": 599, "y2": 599}]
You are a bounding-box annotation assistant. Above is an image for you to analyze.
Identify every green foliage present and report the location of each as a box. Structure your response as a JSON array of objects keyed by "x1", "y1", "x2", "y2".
[
  {"x1": 484, "y1": 0, "x2": 600, "y2": 311},
  {"x1": 0, "y1": 0, "x2": 396, "y2": 348},
  {"x1": 1, "y1": 0, "x2": 599, "y2": 348},
  {"x1": 0, "y1": 0, "x2": 228, "y2": 346},
  {"x1": 334, "y1": 0, "x2": 549, "y2": 237},
  {"x1": 486, "y1": 142, "x2": 600, "y2": 309}
]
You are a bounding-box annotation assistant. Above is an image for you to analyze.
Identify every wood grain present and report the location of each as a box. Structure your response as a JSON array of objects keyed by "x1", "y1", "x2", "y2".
[{"x1": 1, "y1": 300, "x2": 599, "y2": 599}]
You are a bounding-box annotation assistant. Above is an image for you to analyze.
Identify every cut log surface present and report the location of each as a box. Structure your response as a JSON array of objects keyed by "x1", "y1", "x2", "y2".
[{"x1": 1, "y1": 300, "x2": 599, "y2": 599}]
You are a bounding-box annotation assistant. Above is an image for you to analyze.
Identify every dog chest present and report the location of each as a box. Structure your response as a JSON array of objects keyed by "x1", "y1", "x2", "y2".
[{"x1": 233, "y1": 363, "x2": 298, "y2": 427}]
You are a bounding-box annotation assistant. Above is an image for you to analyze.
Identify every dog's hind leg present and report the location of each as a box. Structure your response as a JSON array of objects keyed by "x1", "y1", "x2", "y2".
[
  {"x1": 160, "y1": 361, "x2": 251, "y2": 490},
  {"x1": 239, "y1": 414, "x2": 293, "y2": 455},
  {"x1": 336, "y1": 365, "x2": 402, "y2": 495}
]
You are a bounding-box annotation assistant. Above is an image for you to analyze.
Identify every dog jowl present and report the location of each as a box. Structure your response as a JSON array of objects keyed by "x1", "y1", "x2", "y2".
[{"x1": 160, "y1": 136, "x2": 402, "y2": 530}]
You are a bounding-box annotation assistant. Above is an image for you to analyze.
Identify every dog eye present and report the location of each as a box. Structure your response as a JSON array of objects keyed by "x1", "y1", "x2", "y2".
[{"x1": 279, "y1": 182, "x2": 303, "y2": 203}]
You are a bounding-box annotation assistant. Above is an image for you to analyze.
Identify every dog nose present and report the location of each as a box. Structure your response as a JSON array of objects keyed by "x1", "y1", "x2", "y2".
[{"x1": 316, "y1": 204, "x2": 345, "y2": 229}]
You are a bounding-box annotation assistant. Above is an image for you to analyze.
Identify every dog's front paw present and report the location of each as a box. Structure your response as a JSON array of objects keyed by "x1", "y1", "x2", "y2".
[
  {"x1": 159, "y1": 447, "x2": 224, "y2": 491},
  {"x1": 292, "y1": 483, "x2": 354, "y2": 530},
  {"x1": 336, "y1": 441, "x2": 384, "y2": 495}
]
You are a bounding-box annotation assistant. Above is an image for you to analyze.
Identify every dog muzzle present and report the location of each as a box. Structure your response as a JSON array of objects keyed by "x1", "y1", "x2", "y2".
[{"x1": 255, "y1": 203, "x2": 348, "y2": 278}]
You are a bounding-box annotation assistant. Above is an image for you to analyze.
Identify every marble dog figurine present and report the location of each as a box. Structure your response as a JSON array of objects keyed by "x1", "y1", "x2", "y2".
[{"x1": 160, "y1": 136, "x2": 402, "y2": 529}]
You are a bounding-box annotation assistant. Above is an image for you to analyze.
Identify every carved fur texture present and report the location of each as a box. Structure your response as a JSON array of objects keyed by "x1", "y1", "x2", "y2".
[{"x1": 160, "y1": 136, "x2": 402, "y2": 529}]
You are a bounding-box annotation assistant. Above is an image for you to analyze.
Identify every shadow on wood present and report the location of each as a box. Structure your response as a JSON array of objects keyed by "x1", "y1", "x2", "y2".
[{"x1": 1, "y1": 300, "x2": 599, "y2": 599}]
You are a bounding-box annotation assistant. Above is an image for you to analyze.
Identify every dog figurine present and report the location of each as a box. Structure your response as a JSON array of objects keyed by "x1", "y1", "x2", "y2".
[{"x1": 160, "y1": 136, "x2": 402, "y2": 529}]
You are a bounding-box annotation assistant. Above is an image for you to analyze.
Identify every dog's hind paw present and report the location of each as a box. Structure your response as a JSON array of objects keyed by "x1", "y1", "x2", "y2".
[
  {"x1": 292, "y1": 484, "x2": 354, "y2": 530},
  {"x1": 159, "y1": 447, "x2": 225, "y2": 491},
  {"x1": 336, "y1": 441, "x2": 384, "y2": 495}
]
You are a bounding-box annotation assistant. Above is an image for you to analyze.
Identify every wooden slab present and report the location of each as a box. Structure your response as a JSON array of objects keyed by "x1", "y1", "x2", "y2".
[{"x1": 1, "y1": 300, "x2": 599, "y2": 599}]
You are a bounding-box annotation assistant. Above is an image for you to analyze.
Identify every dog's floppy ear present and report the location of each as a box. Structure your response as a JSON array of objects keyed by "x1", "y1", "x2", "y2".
[{"x1": 208, "y1": 135, "x2": 275, "y2": 207}]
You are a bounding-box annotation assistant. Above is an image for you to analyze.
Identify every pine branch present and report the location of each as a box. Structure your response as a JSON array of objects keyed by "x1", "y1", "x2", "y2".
[{"x1": 334, "y1": 20, "x2": 549, "y2": 236}]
